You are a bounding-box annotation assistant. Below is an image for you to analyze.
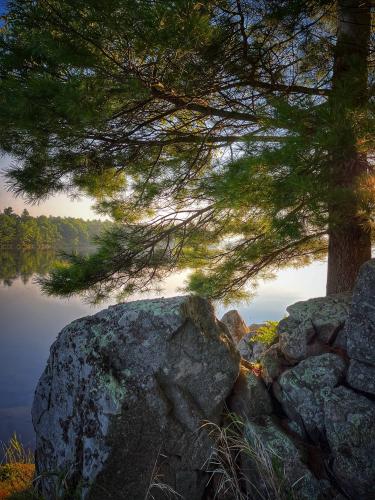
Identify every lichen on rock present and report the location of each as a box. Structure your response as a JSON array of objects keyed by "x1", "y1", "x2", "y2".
[
  {"x1": 274, "y1": 353, "x2": 347, "y2": 441},
  {"x1": 324, "y1": 386, "x2": 375, "y2": 499},
  {"x1": 32, "y1": 296, "x2": 240, "y2": 499}
]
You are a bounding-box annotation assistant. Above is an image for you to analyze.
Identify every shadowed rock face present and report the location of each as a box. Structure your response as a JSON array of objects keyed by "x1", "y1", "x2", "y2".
[
  {"x1": 346, "y1": 259, "x2": 375, "y2": 366},
  {"x1": 32, "y1": 296, "x2": 240, "y2": 499},
  {"x1": 227, "y1": 364, "x2": 273, "y2": 419},
  {"x1": 324, "y1": 386, "x2": 375, "y2": 499}
]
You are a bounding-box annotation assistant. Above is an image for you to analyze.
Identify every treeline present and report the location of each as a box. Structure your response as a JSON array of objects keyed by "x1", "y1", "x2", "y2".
[{"x1": 0, "y1": 207, "x2": 112, "y2": 249}]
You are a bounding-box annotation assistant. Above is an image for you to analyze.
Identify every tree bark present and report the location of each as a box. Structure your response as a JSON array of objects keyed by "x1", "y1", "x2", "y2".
[{"x1": 326, "y1": 0, "x2": 372, "y2": 295}]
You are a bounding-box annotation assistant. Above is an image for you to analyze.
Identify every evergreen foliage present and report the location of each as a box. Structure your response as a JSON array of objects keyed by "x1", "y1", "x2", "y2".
[{"x1": 0, "y1": 1, "x2": 373, "y2": 301}]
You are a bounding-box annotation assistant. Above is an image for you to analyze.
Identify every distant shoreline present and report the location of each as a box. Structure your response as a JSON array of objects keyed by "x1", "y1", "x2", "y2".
[{"x1": 0, "y1": 207, "x2": 112, "y2": 250}]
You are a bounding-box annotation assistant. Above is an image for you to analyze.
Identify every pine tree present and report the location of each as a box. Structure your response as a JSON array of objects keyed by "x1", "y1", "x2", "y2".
[{"x1": 0, "y1": 0, "x2": 373, "y2": 302}]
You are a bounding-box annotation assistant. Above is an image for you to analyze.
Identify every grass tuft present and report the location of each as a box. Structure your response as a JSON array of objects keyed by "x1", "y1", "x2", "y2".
[
  {"x1": 1, "y1": 434, "x2": 34, "y2": 466},
  {"x1": 202, "y1": 414, "x2": 297, "y2": 500}
]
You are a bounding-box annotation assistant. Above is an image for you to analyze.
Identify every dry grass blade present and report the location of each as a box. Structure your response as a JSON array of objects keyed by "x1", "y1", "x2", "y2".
[
  {"x1": 1, "y1": 434, "x2": 34, "y2": 465},
  {"x1": 144, "y1": 449, "x2": 182, "y2": 500},
  {"x1": 202, "y1": 415, "x2": 298, "y2": 500}
]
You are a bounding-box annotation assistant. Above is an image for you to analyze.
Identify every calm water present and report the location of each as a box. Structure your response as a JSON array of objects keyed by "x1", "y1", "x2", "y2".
[{"x1": 0, "y1": 249, "x2": 327, "y2": 456}]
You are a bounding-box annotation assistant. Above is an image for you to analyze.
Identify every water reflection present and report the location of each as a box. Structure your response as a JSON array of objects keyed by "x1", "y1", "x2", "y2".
[
  {"x1": 0, "y1": 249, "x2": 109, "y2": 458},
  {"x1": 0, "y1": 250, "x2": 59, "y2": 287}
]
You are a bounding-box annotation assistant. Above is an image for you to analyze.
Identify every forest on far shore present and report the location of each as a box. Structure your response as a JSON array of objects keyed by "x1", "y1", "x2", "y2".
[{"x1": 0, "y1": 207, "x2": 112, "y2": 249}]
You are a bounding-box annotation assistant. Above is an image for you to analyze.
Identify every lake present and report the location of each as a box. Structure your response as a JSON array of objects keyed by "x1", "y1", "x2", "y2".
[{"x1": 0, "y1": 249, "x2": 327, "y2": 457}]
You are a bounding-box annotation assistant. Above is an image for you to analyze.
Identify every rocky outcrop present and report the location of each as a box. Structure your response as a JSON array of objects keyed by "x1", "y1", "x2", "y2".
[
  {"x1": 32, "y1": 259, "x2": 375, "y2": 500},
  {"x1": 258, "y1": 260, "x2": 375, "y2": 499},
  {"x1": 228, "y1": 260, "x2": 375, "y2": 499},
  {"x1": 32, "y1": 296, "x2": 240, "y2": 499}
]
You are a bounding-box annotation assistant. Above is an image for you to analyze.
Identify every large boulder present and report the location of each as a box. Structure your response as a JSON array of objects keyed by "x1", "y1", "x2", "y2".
[
  {"x1": 32, "y1": 296, "x2": 240, "y2": 500},
  {"x1": 220, "y1": 310, "x2": 249, "y2": 343},
  {"x1": 324, "y1": 386, "x2": 375, "y2": 499},
  {"x1": 278, "y1": 294, "x2": 351, "y2": 362},
  {"x1": 274, "y1": 353, "x2": 346, "y2": 441},
  {"x1": 346, "y1": 259, "x2": 375, "y2": 366}
]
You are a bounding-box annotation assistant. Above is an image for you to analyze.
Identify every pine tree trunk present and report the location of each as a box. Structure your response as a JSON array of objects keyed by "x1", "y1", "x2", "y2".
[
  {"x1": 326, "y1": 0, "x2": 372, "y2": 295},
  {"x1": 326, "y1": 154, "x2": 371, "y2": 294}
]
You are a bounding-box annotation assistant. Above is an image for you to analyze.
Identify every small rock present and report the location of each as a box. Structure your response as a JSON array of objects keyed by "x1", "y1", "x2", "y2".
[
  {"x1": 260, "y1": 344, "x2": 289, "y2": 385},
  {"x1": 278, "y1": 316, "x2": 317, "y2": 362},
  {"x1": 275, "y1": 353, "x2": 346, "y2": 441},
  {"x1": 238, "y1": 333, "x2": 268, "y2": 363},
  {"x1": 287, "y1": 294, "x2": 351, "y2": 344},
  {"x1": 347, "y1": 359, "x2": 375, "y2": 396},
  {"x1": 220, "y1": 310, "x2": 249, "y2": 343},
  {"x1": 324, "y1": 386, "x2": 375, "y2": 499}
]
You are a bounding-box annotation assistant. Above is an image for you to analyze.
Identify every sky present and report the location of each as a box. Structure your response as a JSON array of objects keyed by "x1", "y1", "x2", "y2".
[
  {"x1": 0, "y1": 0, "x2": 6, "y2": 18},
  {"x1": 0, "y1": 156, "x2": 100, "y2": 219}
]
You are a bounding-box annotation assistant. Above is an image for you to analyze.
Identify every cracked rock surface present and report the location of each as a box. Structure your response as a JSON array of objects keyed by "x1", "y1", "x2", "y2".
[
  {"x1": 32, "y1": 296, "x2": 240, "y2": 499},
  {"x1": 278, "y1": 294, "x2": 351, "y2": 362}
]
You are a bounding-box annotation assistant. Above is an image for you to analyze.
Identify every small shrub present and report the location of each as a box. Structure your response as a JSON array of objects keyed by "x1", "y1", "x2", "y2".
[
  {"x1": 0, "y1": 463, "x2": 36, "y2": 500},
  {"x1": 0, "y1": 435, "x2": 36, "y2": 500},
  {"x1": 250, "y1": 321, "x2": 279, "y2": 347},
  {"x1": 1, "y1": 434, "x2": 84, "y2": 500}
]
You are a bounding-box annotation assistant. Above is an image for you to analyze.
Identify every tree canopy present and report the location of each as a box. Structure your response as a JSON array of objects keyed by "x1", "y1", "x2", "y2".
[{"x1": 0, "y1": 0, "x2": 373, "y2": 302}]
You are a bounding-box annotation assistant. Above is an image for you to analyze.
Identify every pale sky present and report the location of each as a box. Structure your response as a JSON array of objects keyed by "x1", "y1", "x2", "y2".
[
  {"x1": 138, "y1": 261, "x2": 327, "y2": 323},
  {"x1": 0, "y1": 156, "x2": 100, "y2": 219}
]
